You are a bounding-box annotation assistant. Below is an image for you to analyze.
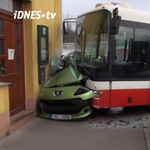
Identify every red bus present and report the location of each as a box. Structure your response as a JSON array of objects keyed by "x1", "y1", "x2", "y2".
[{"x1": 70, "y1": 2, "x2": 150, "y2": 110}]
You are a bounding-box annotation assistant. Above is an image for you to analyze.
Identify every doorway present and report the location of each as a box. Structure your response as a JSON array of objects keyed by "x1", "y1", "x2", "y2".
[{"x1": 0, "y1": 12, "x2": 25, "y2": 116}]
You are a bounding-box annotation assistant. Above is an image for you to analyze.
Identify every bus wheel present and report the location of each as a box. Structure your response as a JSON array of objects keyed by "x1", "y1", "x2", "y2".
[
  {"x1": 99, "y1": 108, "x2": 110, "y2": 115},
  {"x1": 92, "y1": 108, "x2": 109, "y2": 116}
]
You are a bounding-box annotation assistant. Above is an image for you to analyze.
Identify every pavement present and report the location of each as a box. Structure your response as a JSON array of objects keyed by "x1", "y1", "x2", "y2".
[{"x1": 0, "y1": 106, "x2": 150, "y2": 150}]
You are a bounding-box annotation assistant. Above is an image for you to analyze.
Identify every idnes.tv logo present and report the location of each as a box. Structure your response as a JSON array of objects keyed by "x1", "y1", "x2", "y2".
[{"x1": 14, "y1": 11, "x2": 56, "y2": 19}]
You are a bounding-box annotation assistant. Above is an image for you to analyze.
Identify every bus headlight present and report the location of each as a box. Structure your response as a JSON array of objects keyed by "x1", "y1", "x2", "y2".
[{"x1": 93, "y1": 90, "x2": 99, "y2": 97}]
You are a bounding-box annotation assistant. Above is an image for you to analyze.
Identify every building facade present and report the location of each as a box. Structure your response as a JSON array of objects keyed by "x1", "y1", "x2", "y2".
[{"x1": 0, "y1": 0, "x2": 62, "y2": 139}]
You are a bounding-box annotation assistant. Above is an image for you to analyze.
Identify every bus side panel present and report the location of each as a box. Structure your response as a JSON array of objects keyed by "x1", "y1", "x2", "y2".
[
  {"x1": 110, "y1": 81, "x2": 149, "y2": 107},
  {"x1": 110, "y1": 89, "x2": 148, "y2": 107},
  {"x1": 147, "y1": 89, "x2": 150, "y2": 105},
  {"x1": 86, "y1": 80, "x2": 110, "y2": 108},
  {"x1": 91, "y1": 90, "x2": 110, "y2": 108}
]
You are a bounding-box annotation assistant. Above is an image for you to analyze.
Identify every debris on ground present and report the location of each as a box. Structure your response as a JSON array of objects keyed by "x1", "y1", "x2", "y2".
[
  {"x1": 86, "y1": 107, "x2": 150, "y2": 129},
  {"x1": 86, "y1": 116, "x2": 150, "y2": 129}
]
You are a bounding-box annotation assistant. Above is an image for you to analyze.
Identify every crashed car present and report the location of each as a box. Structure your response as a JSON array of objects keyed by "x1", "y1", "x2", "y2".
[{"x1": 37, "y1": 53, "x2": 94, "y2": 120}]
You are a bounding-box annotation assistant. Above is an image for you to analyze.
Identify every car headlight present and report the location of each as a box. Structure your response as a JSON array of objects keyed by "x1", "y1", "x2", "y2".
[
  {"x1": 93, "y1": 90, "x2": 99, "y2": 97},
  {"x1": 74, "y1": 86, "x2": 90, "y2": 95}
]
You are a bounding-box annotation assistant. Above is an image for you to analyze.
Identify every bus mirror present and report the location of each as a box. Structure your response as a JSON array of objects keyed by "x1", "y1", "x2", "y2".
[
  {"x1": 110, "y1": 16, "x2": 121, "y2": 34},
  {"x1": 63, "y1": 21, "x2": 68, "y2": 35},
  {"x1": 77, "y1": 25, "x2": 82, "y2": 36},
  {"x1": 63, "y1": 18, "x2": 77, "y2": 35}
]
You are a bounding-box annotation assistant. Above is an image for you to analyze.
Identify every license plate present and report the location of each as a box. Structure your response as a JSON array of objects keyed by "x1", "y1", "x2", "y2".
[{"x1": 50, "y1": 114, "x2": 72, "y2": 120}]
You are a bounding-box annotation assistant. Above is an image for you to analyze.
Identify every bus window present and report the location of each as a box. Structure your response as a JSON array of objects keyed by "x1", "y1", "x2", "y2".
[
  {"x1": 99, "y1": 34, "x2": 109, "y2": 63},
  {"x1": 113, "y1": 26, "x2": 150, "y2": 79},
  {"x1": 115, "y1": 26, "x2": 133, "y2": 61},
  {"x1": 75, "y1": 10, "x2": 111, "y2": 80},
  {"x1": 134, "y1": 28, "x2": 150, "y2": 64},
  {"x1": 84, "y1": 34, "x2": 98, "y2": 62},
  {"x1": 113, "y1": 26, "x2": 133, "y2": 78}
]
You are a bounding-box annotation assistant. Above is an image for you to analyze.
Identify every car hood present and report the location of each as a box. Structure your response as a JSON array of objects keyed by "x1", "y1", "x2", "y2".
[{"x1": 44, "y1": 65, "x2": 84, "y2": 88}]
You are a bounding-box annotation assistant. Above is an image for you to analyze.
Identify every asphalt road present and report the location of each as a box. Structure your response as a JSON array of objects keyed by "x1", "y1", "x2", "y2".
[{"x1": 0, "y1": 106, "x2": 150, "y2": 150}]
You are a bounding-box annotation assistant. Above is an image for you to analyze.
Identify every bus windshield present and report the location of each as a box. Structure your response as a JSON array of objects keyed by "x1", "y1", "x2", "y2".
[{"x1": 75, "y1": 10, "x2": 111, "y2": 80}]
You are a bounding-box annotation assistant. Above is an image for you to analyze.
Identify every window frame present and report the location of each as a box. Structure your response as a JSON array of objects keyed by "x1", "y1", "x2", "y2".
[{"x1": 111, "y1": 20, "x2": 150, "y2": 81}]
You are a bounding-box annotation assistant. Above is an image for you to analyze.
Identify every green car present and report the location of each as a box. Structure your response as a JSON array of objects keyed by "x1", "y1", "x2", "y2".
[{"x1": 37, "y1": 54, "x2": 94, "y2": 120}]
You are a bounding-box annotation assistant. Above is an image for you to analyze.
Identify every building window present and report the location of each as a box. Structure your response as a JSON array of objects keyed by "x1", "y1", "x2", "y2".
[
  {"x1": 0, "y1": 0, "x2": 22, "y2": 12},
  {"x1": 0, "y1": 19, "x2": 4, "y2": 35},
  {"x1": 0, "y1": 39, "x2": 5, "y2": 55},
  {"x1": 13, "y1": 0, "x2": 21, "y2": 11},
  {"x1": 16, "y1": 23, "x2": 19, "y2": 37}
]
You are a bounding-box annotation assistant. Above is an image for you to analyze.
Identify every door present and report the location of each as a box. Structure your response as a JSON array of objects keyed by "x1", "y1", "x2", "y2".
[
  {"x1": 111, "y1": 26, "x2": 150, "y2": 107},
  {"x1": 0, "y1": 13, "x2": 25, "y2": 116}
]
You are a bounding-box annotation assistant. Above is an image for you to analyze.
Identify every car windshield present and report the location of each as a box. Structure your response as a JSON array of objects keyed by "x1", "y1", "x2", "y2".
[{"x1": 75, "y1": 10, "x2": 111, "y2": 80}]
